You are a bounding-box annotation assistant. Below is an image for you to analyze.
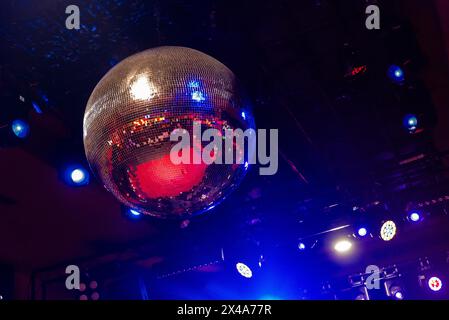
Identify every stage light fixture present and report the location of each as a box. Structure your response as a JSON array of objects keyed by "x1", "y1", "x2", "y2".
[
  {"x1": 408, "y1": 211, "x2": 421, "y2": 222},
  {"x1": 11, "y1": 119, "x2": 30, "y2": 138},
  {"x1": 71, "y1": 169, "x2": 85, "y2": 183},
  {"x1": 334, "y1": 239, "x2": 352, "y2": 253},
  {"x1": 428, "y1": 276, "x2": 443, "y2": 292},
  {"x1": 380, "y1": 220, "x2": 397, "y2": 241},
  {"x1": 387, "y1": 64, "x2": 405, "y2": 83},
  {"x1": 355, "y1": 294, "x2": 366, "y2": 300},
  {"x1": 357, "y1": 227, "x2": 368, "y2": 237},
  {"x1": 403, "y1": 114, "x2": 418, "y2": 132},
  {"x1": 129, "y1": 209, "x2": 142, "y2": 217},
  {"x1": 298, "y1": 242, "x2": 306, "y2": 251},
  {"x1": 390, "y1": 286, "x2": 404, "y2": 300},
  {"x1": 66, "y1": 166, "x2": 90, "y2": 186},
  {"x1": 236, "y1": 262, "x2": 253, "y2": 278}
]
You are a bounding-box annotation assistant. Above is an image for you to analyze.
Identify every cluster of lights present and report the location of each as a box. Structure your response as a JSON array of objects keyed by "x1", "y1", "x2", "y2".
[
  {"x1": 408, "y1": 211, "x2": 421, "y2": 222},
  {"x1": 428, "y1": 276, "x2": 443, "y2": 292},
  {"x1": 301, "y1": 209, "x2": 428, "y2": 257},
  {"x1": 386, "y1": 66, "x2": 422, "y2": 134},
  {"x1": 380, "y1": 220, "x2": 397, "y2": 242},
  {"x1": 236, "y1": 262, "x2": 253, "y2": 279},
  {"x1": 79, "y1": 280, "x2": 100, "y2": 301}
]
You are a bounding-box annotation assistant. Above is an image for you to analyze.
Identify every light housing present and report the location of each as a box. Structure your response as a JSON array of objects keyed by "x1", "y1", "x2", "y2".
[
  {"x1": 380, "y1": 220, "x2": 397, "y2": 241},
  {"x1": 236, "y1": 262, "x2": 253, "y2": 278}
]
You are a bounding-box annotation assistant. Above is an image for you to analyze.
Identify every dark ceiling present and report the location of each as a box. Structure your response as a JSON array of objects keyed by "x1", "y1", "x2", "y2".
[{"x1": 1, "y1": 0, "x2": 449, "y2": 299}]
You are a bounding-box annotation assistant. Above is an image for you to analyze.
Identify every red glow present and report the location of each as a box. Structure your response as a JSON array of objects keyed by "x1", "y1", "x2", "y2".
[
  {"x1": 132, "y1": 147, "x2": 207, "y2": 198},
  {"x1": 345, "y1": 65, "x2": 368, "y2": 77}
]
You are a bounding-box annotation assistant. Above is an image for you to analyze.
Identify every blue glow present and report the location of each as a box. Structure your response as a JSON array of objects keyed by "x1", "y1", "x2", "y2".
[
  {"x1": 241, "y1": 111, "x2": 246, "y2": 120},
  {"x1": 70, "y1": 168, "x2": 89, "y2": 185},
  {"x1": 191, "y1": 91, "x2": 206, "y2": 102},
  {"x1": 394, "y1": 291, "x2": 404, "y2": 300},
  {"x1": 109, "y1": 57, "x2": 119, "y2": 67},
  {"x1": 244, "y1": 162, "x2": 249, "y2": 169},
  {"x1": 260, "y1": 295, "x2": 281, "y2": 300},
  {"x1": 32, "y1": 101, "x2": 43, "y2": 114},
  {"x1": 388, "y1": 65, "x2": 405, "y2": 83},
  {"x1": 357, "y1": 227, "x2": 368, "y2": 237},
  {"x1": 409, "y1": 212, "x2": 420, "y2": 222},
  {"x1": 129, "y1": 209, "x2": 141, "y2": 216},
  {"x1": 66, "y1": 167, "x2": 89, "y2": 186},
  {"x1": 298, "y1": 242, "x2": 306, "y2": 250},
  {"x1": 188, "y1": 80, "x2": 200, "y2": 89},
  {"x1": 39, "y1": 91, "x2": 49, "y2": 103},
  {"x1": 11, "y1": 120, "x2": 30, "y2": 138},
  {"x1": 403, "y1": 114, "x2": 418, "y2": 131}
]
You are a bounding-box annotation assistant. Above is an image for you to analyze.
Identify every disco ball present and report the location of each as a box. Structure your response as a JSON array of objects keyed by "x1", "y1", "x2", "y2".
[{"x1": 83, "y1": 46, "x2": 254, "y2": 218}]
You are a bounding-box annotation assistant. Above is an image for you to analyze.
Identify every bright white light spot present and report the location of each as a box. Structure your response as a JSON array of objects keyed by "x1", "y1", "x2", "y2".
[
  {"x1": 358, "y1": 227, "x2": 368, "y2": 237},
  {"x1": 334, "y1": 239, "x2": 352, "y2": 253},
  {"x1": 129, "y1": 209, "x2": 141, "y2": 216},
  {"x1": 130, "y1": 76, "x2": 156, "y2": 100},
  {"x1": 236, "y1": 262, "x2": 252, "y2": 278},
  {"x1": 191, "y1": 91, "x2": 205, "y2": 102},
  {"x1": 410, "y1": 212, "x2": 420, "y2": 222},
  {"x1": 380, "y1": 220, "x2": 397, "y2": 241},
  {"x1": 428, "y1": 276, "x2": 443, "y2": 292},
  {"x1": 394, "y1": 291, "x2": 404, "y2": 300},
  {"x1": 71, "y1": 169, "x2": 85, "y2": 183}
]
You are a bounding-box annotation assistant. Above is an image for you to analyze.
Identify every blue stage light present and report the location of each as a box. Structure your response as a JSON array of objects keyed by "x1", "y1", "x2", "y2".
[
  {"x1": 241, "y1": 111, "x2": 246, "y2": 120},
  {"x1": 67, "y1": 167, "x2": 89, "y2": 186},
  {"x1": 32, "y1": 101, "x2": 43, "y2": 114},
  {"x1": 236, "y1": 262, "x2": 253, "y2": 278},
  {"x1": 11, "y1": 119, "x2": 30, "y2": 138},
  {"x1": 388, "y1": 65, "x2": 405, "y2": 83},
  {"x1": 409, "y1": 212, "x2": 420, "y2": 222},
  {"x1": 357, "y1": 227, "x2": 368, "y2": 237},
  {"x1": 298, "y1": 242, "x2": 306, "y2": 250},
  {"x1": 403, "y1": 114, "x2": 418, "y2": 132},
  {"x1": 129, "y1": 209, "x2": 141, "y2": 216},
  {"x1": 391, "y1": 286, "x2": 404, "y2": 300}
]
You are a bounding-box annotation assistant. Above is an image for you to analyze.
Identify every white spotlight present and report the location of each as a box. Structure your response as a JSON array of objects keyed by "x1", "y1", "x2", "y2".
[
  {"x1": 334, "y1": 239, "x2": 353, "y2": 253},
  {"x1": 236, "y1": 262, "x2": 253, "y2": 278},
  {"x1": 130, "y1": 76, "x2": 157, "y2": 100},
  {"x1": 380, "y1": 220, "x2": 397, "y2": 241}
]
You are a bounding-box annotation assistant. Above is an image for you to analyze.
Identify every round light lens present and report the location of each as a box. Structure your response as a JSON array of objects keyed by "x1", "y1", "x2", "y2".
[{"x1": 380, "y1": 220, "x2": 397, "y2": 241}]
